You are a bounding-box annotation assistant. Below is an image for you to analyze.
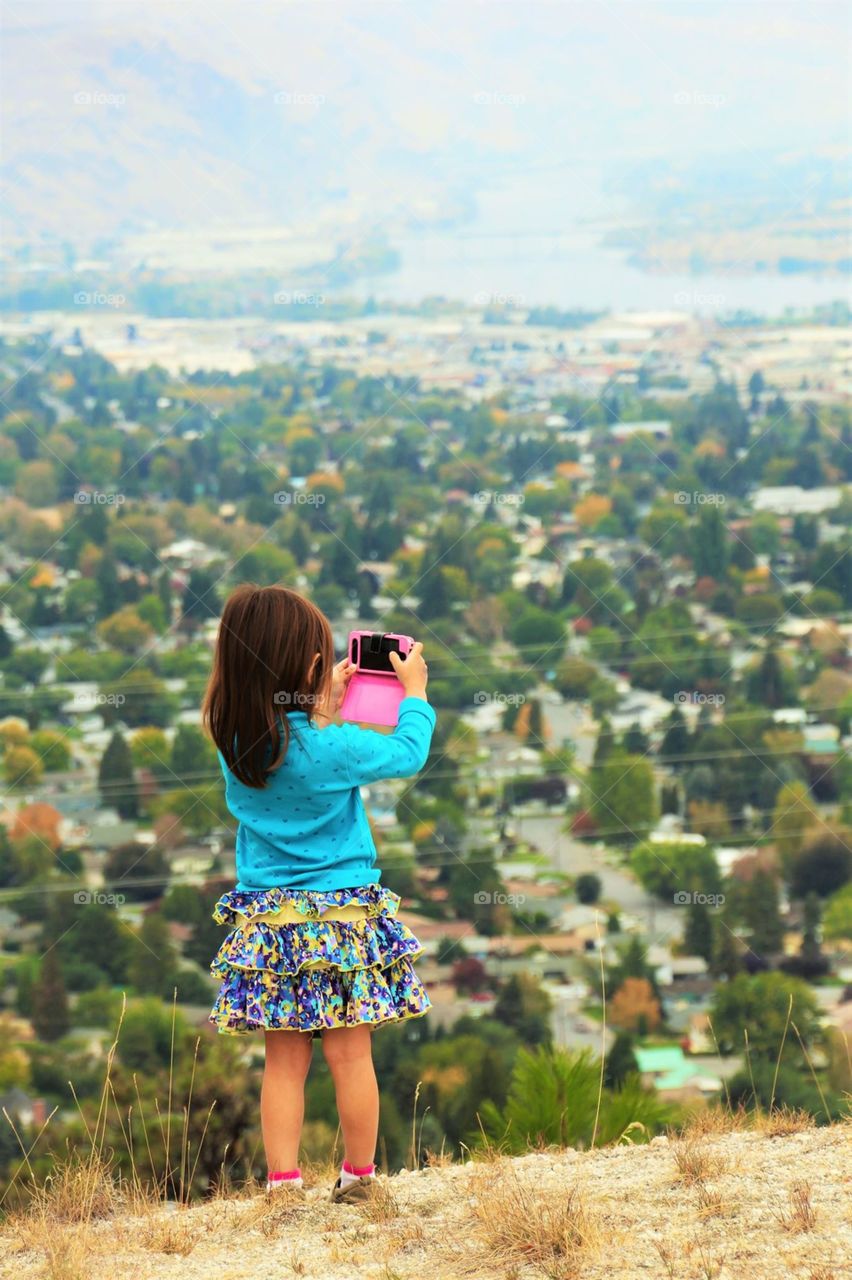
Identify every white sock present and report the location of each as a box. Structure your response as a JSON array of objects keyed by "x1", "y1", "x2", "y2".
[
  {"x1": 267, "y1": 1171, "x2": 303, "y2": 1191},
  {"x1": 339, "y1": 1161, "x2": 375, "y2": 1189}
]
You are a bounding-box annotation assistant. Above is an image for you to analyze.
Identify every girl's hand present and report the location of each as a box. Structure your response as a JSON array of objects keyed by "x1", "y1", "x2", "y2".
[
  {"x1": 318, "y1": 657, "x2": 357, "y2": 721},
  {"x1": 389, "y1": 642, "x2": 428, "y2": 699}
]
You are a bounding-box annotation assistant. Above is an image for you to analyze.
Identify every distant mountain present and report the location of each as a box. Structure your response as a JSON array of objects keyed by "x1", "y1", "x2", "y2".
[{"x1": 2, "y1": 1, "x2": 849, "y2": 259}]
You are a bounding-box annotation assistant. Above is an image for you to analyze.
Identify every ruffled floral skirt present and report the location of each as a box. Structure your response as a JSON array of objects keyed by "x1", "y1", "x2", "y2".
[{"x1": 208, "y1": 884, "x2": 431, "y2": 1035}]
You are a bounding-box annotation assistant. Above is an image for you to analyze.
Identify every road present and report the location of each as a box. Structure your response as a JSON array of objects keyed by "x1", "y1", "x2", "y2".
[{"x1": 514, "y1": 812, "x2": 683, "y2": 946}]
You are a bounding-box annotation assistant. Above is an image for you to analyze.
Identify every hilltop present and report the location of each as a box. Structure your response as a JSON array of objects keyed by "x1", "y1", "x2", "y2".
[{"x1": 1, "y1": 1124, "x2": 849, "y2": 1279}]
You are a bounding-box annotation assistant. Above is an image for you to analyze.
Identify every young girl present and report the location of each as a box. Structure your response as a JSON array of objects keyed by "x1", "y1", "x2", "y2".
[{"x1": 202, "y1": 584, "x2": 434, "y2": 1204}]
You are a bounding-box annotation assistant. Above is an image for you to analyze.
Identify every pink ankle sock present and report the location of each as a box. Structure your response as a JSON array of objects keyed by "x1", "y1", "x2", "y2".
[
  {"x1": 342, "y1": 1159, "x2": 375, "y2": 1177},
  {"x1": 268, "y1": 1168, "x2": 302, "y2": 1183}
]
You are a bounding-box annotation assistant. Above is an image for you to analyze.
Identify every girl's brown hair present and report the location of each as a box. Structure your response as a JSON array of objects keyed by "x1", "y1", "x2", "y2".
[{"x1": 202, "y1": 584, "x2": 334, "y2": 788}]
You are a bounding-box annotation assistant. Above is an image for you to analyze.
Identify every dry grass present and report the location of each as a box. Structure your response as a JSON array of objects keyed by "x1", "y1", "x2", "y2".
[
  {"x1": 695, "y1": 1184, "x2": 729, "y2": 1220},
  {"x1": 239, "y1": 1187, "x2": 308, "y2": 1236},
  {"x1": 653, "y1": 1240, "x2": 679, "y2": 1279},
  {"x1": 467, "y1": 1161, "x2": 596, "y2": 1279},
  {"x1": 677, "y1": 1105, "x2": 748, "y2": 1140},
  {"x1": 671, "y1": 1140, "x2": 729, "y2": 1187},
  {"x1": 779, "y1": 1179, "x2": 818, "y2": 1233},
  {"x1": 360, "y1": 1178, "x2": 400, "y2": 1224},
  {"x1": 755, "y1": 1107, "x2": 817, "y2": 1138},
  {"x1": 137, "y1": 1210, "x2": 200, "y2": 1256}
]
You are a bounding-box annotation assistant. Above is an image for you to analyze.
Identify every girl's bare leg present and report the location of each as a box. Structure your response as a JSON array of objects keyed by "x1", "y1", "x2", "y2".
[
  {"x1": 321, "y1": 1025, "x2": 379, "y2": 1168},
  {"x1": 261, "y1": 1030, "x2": 313, "y2": 1170}
]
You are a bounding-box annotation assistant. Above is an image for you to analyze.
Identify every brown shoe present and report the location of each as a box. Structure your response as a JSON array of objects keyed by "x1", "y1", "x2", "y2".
[
  {"x1": 266, "y1": 1181, "x2": 306, "y2": 1200},
  {"x1": 330, "y1": 1175, "x2": 376, "y2": 1204}
]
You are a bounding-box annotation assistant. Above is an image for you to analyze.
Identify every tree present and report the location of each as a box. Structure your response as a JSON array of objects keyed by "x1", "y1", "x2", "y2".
[
  {"x1": 575, "y1": 873, "x2": 602, "y2": 904},
  {"x1": 31, "y1": 950, "x2": 70, "y2": 1042},
  {"x1": 588, "y1": 753, "x2": 658, "y2": 842},
  {"x1": 493, "y1": 974, "x2": 552, "y2": 1045},
  {"x1": 509, "y1": 607, "x2": 565, "y2": 668},
  {"x1": 97, "y1": 606, "x2": 155, "y2": 655},
  {"x1": 823, "y1": 883, "x2": 852, "y2": 941},
  {"x1": 739, "y1": 869, "x2": 785, "y2": 958},
  {"x1": 604, "y1": 1031, "x2": 639, "y2": 1088},
  {"x1": 710, "y1": 972, "x2": 822, "y2": 1062},
  {"x1": 180, "y1": 568, "x2": 221, "y2": 631},
  {"x1": 98, "y1": 730, "x2": 138, "y2": 818},
  {"x1": 130, "y1": 726, "x2": 170, "y2": 775},
  {"x1": 3, "y1": 745, "x2": 42, "y2": 788},
  {"x1": 9, "y1": 802, "x2": 63, "y2": 852},
  {"x1": 772, "y1": 782, "x2": 819, "y2": 866},
  {"x1": 128, "y1": 912, "x2": 178, "y2": 996},
  {"x1": 790, "y1": 830, "x2": 852, "y2": 899},
  {"x1": 691, "y1": 505, "x2": 729, "y2": 579},
  {"x1": 29, "y1": 730, "x2": 72, "y2": 772},
  {"x1": 104, "y1": 841, "x2": 170, "y2": 902},
  {"x1": 170, "y1": 724, "x2": 217, "y2": 784},
  {"x1": 782, "y1": 892, "x2": 829, "y2": 979},
  {"x1": 630, "y1": 840, "x2": 721, "y2": 902},
  {"x1": 550, "y1": 660, "x2": 596, "y2": 701},
  {"x1": 451, "y1": 956, "x2": 489, "y2": 995},
  {"x1": 610, "y1": 977, "x2": 661, "y2": 1034},
  {"x1": 684, "y1": 900, "x2": 715, "y2": 963},
  {"x1": 745, "y1": 646, "x2": 795, "y2": 710},
  {"x1": 711, "y1": 917, "x2": 743, "y2": 979},
  {"x1": 479, "y1": 1045, "x2": 671, "y2": 1153}
]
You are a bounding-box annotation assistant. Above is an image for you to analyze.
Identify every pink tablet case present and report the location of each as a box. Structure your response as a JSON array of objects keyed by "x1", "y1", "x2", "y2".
[{"x1": 339, "y1": 632, "x2": 413, "y2": 727}]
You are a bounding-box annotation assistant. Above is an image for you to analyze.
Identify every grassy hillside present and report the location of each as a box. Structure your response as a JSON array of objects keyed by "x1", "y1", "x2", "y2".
[{"x1": 1, "y1": 1117, "x2": 849, "y2": 1279}]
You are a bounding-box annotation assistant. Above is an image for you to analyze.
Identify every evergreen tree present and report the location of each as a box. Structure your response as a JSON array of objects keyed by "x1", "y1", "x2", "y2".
[
  {"x1": 493, "y1": 974, "x2": 552, "y2": 1046},
  {"x1": 31, "y1": 949, "x2": 70, "y2": 1041},
  {"x1": 623, "y1": 721, "x2": 649, "y2": 754},
  {"x1": 741, "y1": 870, "x2": 784, "y2": 958},
  {"x1": 98, "y1": 730, "x2": 138, "y2": 818},
  {"x1": 157, "y1": 570, "x2": 172, "y2": 624},
  {"x1": 691, "y1": 505, "x2": 729, "y2": 580},
  {"x1": 129, "y1": 911, "x2": 179, "y2": 996},
  {"x1": 170, "y1": 724, "x2": 216, "y2": 784},
  {"x1": 95, "y1": 553, "x2": 121, "y2": 619},
  {"x1": 684, "y1": 900, "x2": 715, "y2": 963},
  {"x1": 604, "y1": 1030, "x2": 638, "y2": 1088},
  {"x1": 746, "y1": 645, "x2": 788, "y2": 709},
  {"x1": 181, "y1": 568, "x2": 221, "y2": 630},
  {"x1": 660, "y1": 708, "x2": 690, "y2": 760},
  {"x1": 711, "y1": 917, "x2": 743, "y2": 979}
]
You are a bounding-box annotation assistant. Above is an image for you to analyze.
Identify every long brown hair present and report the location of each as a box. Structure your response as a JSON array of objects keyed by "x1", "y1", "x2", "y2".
[{"x1": 202, "y1": 584, "x2": 334, "y2": 788}]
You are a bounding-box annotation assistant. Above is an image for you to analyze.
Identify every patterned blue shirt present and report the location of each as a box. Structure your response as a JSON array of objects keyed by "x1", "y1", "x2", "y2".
[{"x1": 219, "y1": 697, "x2": 437, "y2": 891}]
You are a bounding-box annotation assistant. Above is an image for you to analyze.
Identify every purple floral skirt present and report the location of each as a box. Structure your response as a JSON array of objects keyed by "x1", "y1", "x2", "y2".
[{"x1": 208, "y1": 884, "x2": 431, "y2": 1035}]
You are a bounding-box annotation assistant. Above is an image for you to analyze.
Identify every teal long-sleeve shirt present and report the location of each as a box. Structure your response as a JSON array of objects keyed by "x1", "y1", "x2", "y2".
[{"x1": 220, "y1": 696, "x2": 437, "y2": 892}]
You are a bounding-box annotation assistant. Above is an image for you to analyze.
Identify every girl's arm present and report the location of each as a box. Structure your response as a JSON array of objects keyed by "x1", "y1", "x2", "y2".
[{"x1": 341, "y1": 697, "x2": 436, "y2": 785}]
